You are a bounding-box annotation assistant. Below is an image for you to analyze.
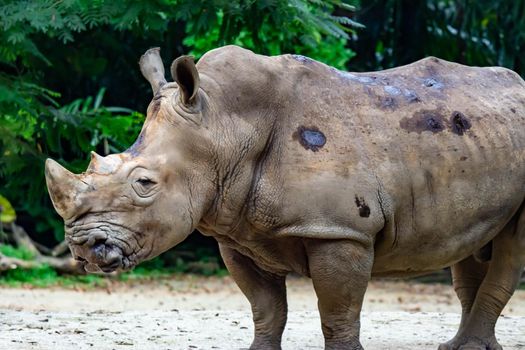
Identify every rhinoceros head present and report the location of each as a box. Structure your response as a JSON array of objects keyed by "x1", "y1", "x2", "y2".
[{"x1": 45, "y1": 48, "x2": 229, "y2": 273}]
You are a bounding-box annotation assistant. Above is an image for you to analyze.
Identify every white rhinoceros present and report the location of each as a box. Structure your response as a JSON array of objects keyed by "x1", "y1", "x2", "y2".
[{"x1": 45, "y1": 46, "x2": 525, "y2": 350}]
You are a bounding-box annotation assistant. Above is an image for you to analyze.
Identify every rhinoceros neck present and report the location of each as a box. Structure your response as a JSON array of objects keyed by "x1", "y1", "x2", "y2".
[{"x1": 197, "y1": 115, "x2": 281, "y2": 238}]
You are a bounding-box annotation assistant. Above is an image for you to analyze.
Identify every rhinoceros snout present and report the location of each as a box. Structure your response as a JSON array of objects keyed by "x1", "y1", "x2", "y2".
[{"x1": 71, "y1": 238, "x2": 123, "y2": 273}]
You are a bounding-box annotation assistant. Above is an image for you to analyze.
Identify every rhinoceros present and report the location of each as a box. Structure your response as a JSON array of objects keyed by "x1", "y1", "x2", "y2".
[{"x1": 45, "y1": 45, "x2": 525, "y2": 350}]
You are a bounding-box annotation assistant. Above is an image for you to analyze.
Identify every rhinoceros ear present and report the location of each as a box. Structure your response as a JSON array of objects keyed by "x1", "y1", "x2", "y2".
[{"x1": 170, "y1": 55, "x2": 200, "y2": 106}]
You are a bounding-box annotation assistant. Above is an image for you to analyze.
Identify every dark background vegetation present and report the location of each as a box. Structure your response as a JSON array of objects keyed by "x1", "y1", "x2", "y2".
[{"x1": 1, "y1": 0, "x2": 525, "y2": 279}]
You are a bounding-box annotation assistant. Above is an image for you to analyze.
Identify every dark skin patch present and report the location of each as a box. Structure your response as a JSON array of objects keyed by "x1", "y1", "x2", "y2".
[
  {"x1": 362, "y1": 83, "x2": 419, "y2": 109},
  {"x1": 147, "y1": 99, "x2": 162, "y2": 120},
  {"x1": 355, "y1": 196, "x2": 371, "y2": 218},
  {"x1": 291, "y1": 54, "x2": 313, "y2": 64},
  {"x1": 403, "y1": 90, "x2": 420, "y2": 103},
  {"x1": 381, "y1": 96, "x2": 397, "y2": 110},
  {"x1": 400, "y1": 109, "x2": 446, "y2": 134},
  {"x1": 126, "y1": 130, "x2": 146, "y2": 157},
  {"x1": 423, "y1": 77, "x2": 444, "y2": 89},
  {"x1": 139, "y1": 99, "x2": 163, "y2": 142},
  {"x1": 292, "y1": 126, "x2": 326, "y2": 152},
  {"x1": 450, "y1": 111, "x2": 472, "y2": 135},
  {"x1": 153, "y1": 92, "x2": 163, "y2": 100},
  {"x1": 363, "y1": 85, "x2": 373, "y2": 97},
  {"x1": 400, "y1": 109, "x2": 472, "y2": 135}
]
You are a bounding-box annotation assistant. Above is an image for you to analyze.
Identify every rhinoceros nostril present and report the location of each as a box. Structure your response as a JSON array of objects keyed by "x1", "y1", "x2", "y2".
[
  {"x1": 92, "y1": 242, "x2": 107, "y2": 261},
  {"x1": 92, "y1": 237, "x2": 107, "y2": 247},
  {"x1": 85, "y1": 233, "x2": 108, "y2": 248}
]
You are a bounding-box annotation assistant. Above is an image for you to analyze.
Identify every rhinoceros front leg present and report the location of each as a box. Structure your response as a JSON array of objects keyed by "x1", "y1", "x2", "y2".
[
  {"x1": 219, "y1": 244, "x2": 287, "y2": 350},
  {"x1": 439, "y1": 208, "x2": 525, "y2": 350},
  {"x1": 305, "y1": 239, "x2": 374, "y2": 350}
]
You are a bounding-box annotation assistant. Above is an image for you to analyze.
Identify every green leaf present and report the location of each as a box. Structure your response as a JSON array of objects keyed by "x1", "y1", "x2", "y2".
[
  {"x1": 0, "y1": 195, "x2": 16, "y2": 223},
  {"x1": 94, "y1": 87, "x2": 106, "y2": 109}
]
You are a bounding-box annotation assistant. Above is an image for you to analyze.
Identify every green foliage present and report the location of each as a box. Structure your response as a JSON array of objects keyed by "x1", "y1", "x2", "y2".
[
  {"x1": 427, "y1": 0, "x2": 525, "y2": 71},
  {"x1": 0, "y1": 263, "x2": 107, "y2": 288},
  {"x1": 0, "y1": 87, "x2": 143, "y2": 240},
  {"x1": 0, "y1": 243, "x2": 35, "y2": 260},
  {"x1": 0, "y1": 264, "x2": 59, "y2": 287},
  {"x1": 0, "y1": 245, "x2": 226, "y2": 287},
  {"x1": 0, "y1": 243, "x2": 63, "y2": 287},
  {"x1": 350, "y1": 0, "x2": 525, "y2": 74},
  {"x1": 183, "y1": 0, "x2": 359, "y2": 68},
  {"x1": 0, "y1": 194, "x2": 16, "y2": 224},
  {"x1": 0, "y1": 0, "x2": 172, "y2": 63}
]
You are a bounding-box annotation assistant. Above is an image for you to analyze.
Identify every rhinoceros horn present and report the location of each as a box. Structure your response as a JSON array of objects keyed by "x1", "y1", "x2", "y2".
[
  {"x1": 139, "y1": 47, "x2": 167, "y2": 96},
  {"x1": 86, "y1": 151, "x2": 122, "y2": 174},
  {"x1": 45, "y1": 159, "x2": 88, "y2": 220},
  {"x1": 87, "y1": 151, "x2": 104, "y2": 173}
]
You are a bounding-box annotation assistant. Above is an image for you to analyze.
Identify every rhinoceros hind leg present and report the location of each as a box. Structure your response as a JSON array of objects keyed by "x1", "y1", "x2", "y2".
[
  {"x1": 219, "y1": 244, "x2": 287, "y2": 350},
  {"x1": 305, "y1": 238, "x2": 374, "y2": 350},
  {"x1": 449, "y1": 255, "x2": 489, "y2": 333},
  {"x1": 439, "y1": 206, "x2": 525, "y2": 350}
]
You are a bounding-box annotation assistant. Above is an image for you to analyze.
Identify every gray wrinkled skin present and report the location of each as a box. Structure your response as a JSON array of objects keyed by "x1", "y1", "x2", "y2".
[{"x1": 45, "y1": 46, "x2": 525, "y2": 350}]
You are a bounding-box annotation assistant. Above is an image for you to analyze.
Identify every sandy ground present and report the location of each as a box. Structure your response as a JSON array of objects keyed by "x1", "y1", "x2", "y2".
[{"x1": 0, "y1": 277, "x2": 524, "y2": 349}]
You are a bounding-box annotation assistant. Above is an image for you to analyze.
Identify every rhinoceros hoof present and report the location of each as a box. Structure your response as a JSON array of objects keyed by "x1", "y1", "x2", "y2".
[
  {"x1": 438, "y1": 335, "x2": 503, "y2": 350},
  {"x1": 248, "y1": 340, "x2": 281, "y2": 350},
  {"x1": 325, "y1": 342, "x2": 364, "y2": 350}
]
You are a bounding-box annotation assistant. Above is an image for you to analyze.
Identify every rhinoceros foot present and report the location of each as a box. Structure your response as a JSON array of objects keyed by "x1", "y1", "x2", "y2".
[
  {"x1": 438, "y1": 335, "x2": 502, "y2": 350},
  {"x1": 248, "y1": 340, "x2": 281, "y2": 350}
]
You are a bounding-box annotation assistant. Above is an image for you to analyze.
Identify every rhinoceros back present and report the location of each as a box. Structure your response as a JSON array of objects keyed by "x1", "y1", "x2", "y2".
[{"x1": 270, "y1": 55, "x2": 525, "y2": 274}]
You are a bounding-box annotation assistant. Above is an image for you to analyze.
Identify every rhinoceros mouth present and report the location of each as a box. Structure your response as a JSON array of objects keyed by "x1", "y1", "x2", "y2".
[
  {"x1": 66, "y1": 219, "x2": 149, "y2": 273},
  {"x1": 76, "y1": 255, "x2": 122, "y2": 273}
]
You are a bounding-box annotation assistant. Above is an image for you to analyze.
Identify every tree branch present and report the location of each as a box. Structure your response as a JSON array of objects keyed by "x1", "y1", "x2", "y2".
[
  {"x1": 0, "y1": 252, "x2": 85, "y2": 274},
  {"x1": 1, "y1": 223, "x2": 85, "y2": 275},
  {"x1": 9, "y1": 222, "x2": 40, "y2": 257}
]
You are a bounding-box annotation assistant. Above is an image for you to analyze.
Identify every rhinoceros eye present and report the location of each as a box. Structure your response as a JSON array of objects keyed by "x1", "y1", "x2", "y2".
[
  {"x1": 133, "y1": 177, "x2": 158, "y2": 198},
  {"x1": 137, "y1": 177, "x2": 156, "y2": 186}
]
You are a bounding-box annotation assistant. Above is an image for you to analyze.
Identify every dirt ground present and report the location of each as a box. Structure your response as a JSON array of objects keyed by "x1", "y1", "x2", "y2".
[{"x1": 0, "y1": 276, "x2": 524, "y2": 350}]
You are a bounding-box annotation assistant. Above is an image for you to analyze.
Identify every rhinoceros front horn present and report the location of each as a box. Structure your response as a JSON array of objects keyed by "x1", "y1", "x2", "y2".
[
  {"x1": 139, "y1": 47, "x2": 167, "y2": 96},
  {"x1": 45, "y1": 159, "x2": 88, "y2": 220}
]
